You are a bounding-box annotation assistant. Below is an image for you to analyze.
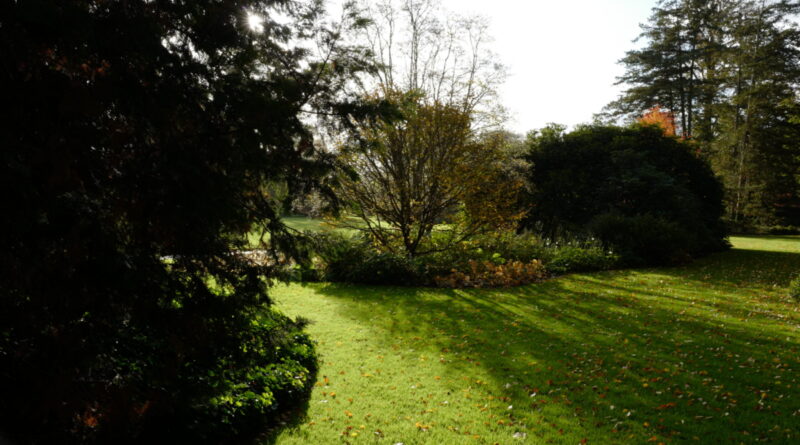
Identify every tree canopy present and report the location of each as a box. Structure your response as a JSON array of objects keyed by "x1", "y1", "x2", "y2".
[
  {"x1": 522, "y1": 124, "x2": 729, "y2": 264},
  {"x1": 0, "y1": 0, "x2": 372, "y2": 442},
  {"x1": 338, "y1": 93, "x2": 521, "y2": 257},
  {"x1": 356, "y1": 0, "x2": 507, "y2": 127},
  {"x1": 606, "y1": 0, "x2": 800, "y2": 229},
  {"x1": 332, "y1": 0, "x2": 517, "y2": 257}
]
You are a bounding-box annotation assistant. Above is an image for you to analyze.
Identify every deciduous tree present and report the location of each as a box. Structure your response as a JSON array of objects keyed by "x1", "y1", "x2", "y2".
[
  {"x1": 356, "y1": 0, "x2": 507, "y2": 127},
  {"x1": 333, "y1": 0, "x2": 515, "y2": 255},
  {"x1": 339, "y1": 94, "x2": 521, "y2": 257},
  {"x1": 640, "y1": 105, "x2": 678, "y2": 136}
]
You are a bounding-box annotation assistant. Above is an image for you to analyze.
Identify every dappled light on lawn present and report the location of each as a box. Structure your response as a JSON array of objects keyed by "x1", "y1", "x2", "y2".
[{"x1": 275, "y1": 236, "x2": 800, "y2": 444}]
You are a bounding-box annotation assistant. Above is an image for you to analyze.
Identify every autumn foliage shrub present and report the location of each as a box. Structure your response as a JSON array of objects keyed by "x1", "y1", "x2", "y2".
[{"x1": 433, "y1": 259, "x2": 547, "y2": 288}]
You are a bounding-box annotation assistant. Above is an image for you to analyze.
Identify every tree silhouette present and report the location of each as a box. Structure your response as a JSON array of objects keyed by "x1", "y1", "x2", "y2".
[{"x1": 0, "y1": 1, "x2": 373, "y2": 442}]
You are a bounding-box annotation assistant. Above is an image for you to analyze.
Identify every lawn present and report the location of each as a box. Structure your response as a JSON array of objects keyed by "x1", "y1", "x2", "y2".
[
  {"x1": 273, "y1": 236, "x2": 800, "y2": 444},
  {"x1": 245, "y1": 216, "x2": 361, "y2": 247}
]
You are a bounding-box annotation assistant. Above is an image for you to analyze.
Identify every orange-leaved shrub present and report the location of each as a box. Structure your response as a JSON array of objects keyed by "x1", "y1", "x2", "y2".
[{"x1": 434, "y1": 259, "x2": 546, "y2": 288}]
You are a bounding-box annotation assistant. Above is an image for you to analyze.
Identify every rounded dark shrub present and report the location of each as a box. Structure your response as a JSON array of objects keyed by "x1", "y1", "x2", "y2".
[
  {"x1": 353, "y1": 252, "x2": 423, "y2": 286},
  {"x1": 522, "y1": 124, "x2": 729, "y2": 265},
  {"x1": 308, "y1": 233, "x2": 372, "y2": 282},
  {"x1": 588, "y1": 213, "x2": 693, "y2": 265},
  {"x1": 308, "y1": 233, "x2": 424, "y2": 286}
]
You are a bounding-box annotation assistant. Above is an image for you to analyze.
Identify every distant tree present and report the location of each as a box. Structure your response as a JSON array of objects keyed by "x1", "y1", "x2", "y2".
[
  {"x1": 335, "y1": 0, "x2": 515, "y2": 255},
  {"x1": 604, "y1": 0, "x2": 729, "y2": 140},
  {"x1": 521, "y1": 124, "x2": 728, "y2": 264},
  {"x1": 0, "y1": 1, "x2": 373, "y2": 443},
  {"x1": 356, "y1": 0, "x2": 507, "y2": 128},
  {"x1": 709, "y1": 0, "x2": 800, "y2": 227},
  {"x1": 607, "y1": 0, "x2": 800, "y2": 229},
  {"x1": 291, "y1": 190, "x2": 329, "y2": 218}
]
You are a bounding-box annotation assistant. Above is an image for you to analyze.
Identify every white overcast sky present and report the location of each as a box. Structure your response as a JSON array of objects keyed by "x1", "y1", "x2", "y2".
[
  {"x1": 325, "y1": 0, "x2": 657, "y2": 134},
  {"x1": 436, "y1": 0, "x2": 656, "y2": 134}
]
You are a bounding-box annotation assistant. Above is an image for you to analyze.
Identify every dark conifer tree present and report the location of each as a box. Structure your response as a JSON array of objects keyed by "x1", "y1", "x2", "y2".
[
  {"x1": 0, "y1": 1, "x2": 374, "y2": 442},
  {"x1": 606, "y1": 0, "x2": 800, "y2": 229}
]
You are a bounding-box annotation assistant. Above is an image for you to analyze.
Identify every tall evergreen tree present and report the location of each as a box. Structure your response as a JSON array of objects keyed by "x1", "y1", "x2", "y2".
[
  {"x1": 607, "y1": 0, "x2": 800, "y2": 229},
  {"x1": 607, "y1": 0, "x2": 726, "y2": 139},
  {"x1": 0, "y1": 1, "x2": 373, "y2": 442},
  {"x1": 710, "y1": 0, "x2": 800, "y2": 225}
]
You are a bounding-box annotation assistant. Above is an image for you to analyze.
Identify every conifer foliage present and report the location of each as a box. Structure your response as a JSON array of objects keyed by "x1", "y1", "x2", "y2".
[
  {"x1": 607, "y1": 0, "x2": 800, "y2": 229},
  {"x1": 0, "y1": 1, "x2": 370, "y2": 442}
]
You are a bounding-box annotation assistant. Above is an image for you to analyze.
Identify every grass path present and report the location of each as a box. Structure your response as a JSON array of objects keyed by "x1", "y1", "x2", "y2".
[{"x1": 273, "y1": 236, "x2": 800, "y2": 444}]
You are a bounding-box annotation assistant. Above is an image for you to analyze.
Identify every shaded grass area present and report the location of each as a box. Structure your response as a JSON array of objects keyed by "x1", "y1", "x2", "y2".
[{"x1": 273, "y1": 237, "x2": 800, "y2": 444}]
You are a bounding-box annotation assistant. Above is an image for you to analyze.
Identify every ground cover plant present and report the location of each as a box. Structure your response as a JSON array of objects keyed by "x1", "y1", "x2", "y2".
[
  {"x1": 274, "y1": 236, "x2": 800, "y2": 444},
  {"x1": 297, "y1": 230, "x2": 618, "y2": 287}
]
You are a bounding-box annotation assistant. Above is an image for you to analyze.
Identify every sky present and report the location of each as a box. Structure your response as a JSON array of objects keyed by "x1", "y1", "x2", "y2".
[
  {"x1": 326, "y1": 0, "x2": 657, "y2": 134},
  {"x1": 436, "y1": 0, "x2": 657, "y2": 134}
]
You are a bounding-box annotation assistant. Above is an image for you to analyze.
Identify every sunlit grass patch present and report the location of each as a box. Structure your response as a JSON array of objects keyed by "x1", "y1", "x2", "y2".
[
  {"x1": 273, "y1": 236, "x2": 800, "y2": 444},
  {"x1": 244, "y1": 216, "x2": 361, "y2": 248}
]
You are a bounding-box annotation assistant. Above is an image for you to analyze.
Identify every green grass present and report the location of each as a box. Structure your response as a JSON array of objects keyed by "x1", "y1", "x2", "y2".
[
  {"x1": 273, "y1": 236, "x2": 800, "y2": 444},
  {"x1": 245, "y1": 216, "x2": 362, "y2": 247}
]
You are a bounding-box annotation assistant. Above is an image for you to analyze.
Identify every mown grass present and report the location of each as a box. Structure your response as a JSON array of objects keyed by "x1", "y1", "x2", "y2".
[
  {"x1": 272, "y1": 236, "x2": 800, "y2": 444},
  {"x1": 245, "y1": 216, "x2": 361, "y2": 248}
]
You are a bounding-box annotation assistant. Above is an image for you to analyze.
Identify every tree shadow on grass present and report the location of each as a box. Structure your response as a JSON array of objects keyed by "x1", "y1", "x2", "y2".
[
  {"x1": 660, "y1": 247, "x2": 800, "y2": 285},
  {"x1": 308, "y1": 245, "x2": 800, "y2": 443}
]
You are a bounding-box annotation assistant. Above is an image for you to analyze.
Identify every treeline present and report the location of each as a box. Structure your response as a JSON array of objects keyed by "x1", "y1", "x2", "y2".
[{"x1": 605, "y1": 0, "x2": 800, "y2": 231}]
